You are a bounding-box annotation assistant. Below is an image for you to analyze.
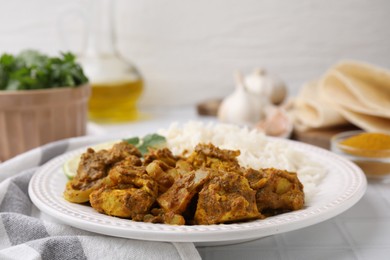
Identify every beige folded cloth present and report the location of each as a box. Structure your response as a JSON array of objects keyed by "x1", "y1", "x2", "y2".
[{"x1": 292, "y1": 60, "x2": 390, "y2": 133}]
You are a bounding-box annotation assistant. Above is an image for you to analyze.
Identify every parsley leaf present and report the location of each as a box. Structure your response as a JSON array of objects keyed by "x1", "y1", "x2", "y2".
[
  {"x1": 123, "y1": 134, "x2": 167, "y2": 155},
  {"x1": 123, "y1": 137, "x2": 140, "y2": 146},
  {"x1": 137, "y1": 134, "x2": 166, "y2": 155}
]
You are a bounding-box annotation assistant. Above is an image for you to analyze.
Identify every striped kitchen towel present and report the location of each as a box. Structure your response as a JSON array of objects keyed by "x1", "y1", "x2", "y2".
[{"x1": 0, "y1": 136, "x2": 201, "y2": 260}]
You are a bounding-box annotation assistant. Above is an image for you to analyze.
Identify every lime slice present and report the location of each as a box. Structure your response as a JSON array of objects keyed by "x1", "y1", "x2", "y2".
[
  {"x1": 63, "y1": 140, "x2": 118, "y2": 180},
  {"x1": 63, "y1": 155, "x2": 81, "y2": 180}
]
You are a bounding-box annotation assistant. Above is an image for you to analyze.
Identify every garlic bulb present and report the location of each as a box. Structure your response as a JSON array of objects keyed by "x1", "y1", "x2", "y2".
[
  {"x1": 244, "y1": 68, "x2": 287, "y2": 105},
  {"x1": 218, "y1": 72, "x2": 268, "y2": 126}
]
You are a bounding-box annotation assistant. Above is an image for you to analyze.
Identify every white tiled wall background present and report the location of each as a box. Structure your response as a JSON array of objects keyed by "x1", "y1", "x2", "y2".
[{"x1": 1, "y1": 0, "x2": 389, "y2": 107}]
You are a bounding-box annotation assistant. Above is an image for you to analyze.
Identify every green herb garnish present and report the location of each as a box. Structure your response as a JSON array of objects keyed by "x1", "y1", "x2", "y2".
[
  {"x1": 0, "y1": 50, "x2": 88, "y2": 91},
  {"x1": 125, "y1": 137, "x2": 140, "y2": 146},
  {"x1": 123, "y1": 133, "x2": 166, "y2": 155}
]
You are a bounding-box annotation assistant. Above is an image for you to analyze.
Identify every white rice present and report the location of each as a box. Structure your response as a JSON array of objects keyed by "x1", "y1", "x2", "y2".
[{"x1": 158, "y1": 121, "x2": 327, "y2": 203}]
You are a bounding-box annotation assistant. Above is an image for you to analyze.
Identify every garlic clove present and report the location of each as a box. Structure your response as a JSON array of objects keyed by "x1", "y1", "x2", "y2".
[
  {"x1": 256, "y1": 106, "x2": 293, "y2": 138},
  {"x1": 244, "y1": 68, "x2": 287, "y2": 105}
]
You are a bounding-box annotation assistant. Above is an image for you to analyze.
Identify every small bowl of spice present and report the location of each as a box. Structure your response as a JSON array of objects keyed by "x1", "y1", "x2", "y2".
[{"x1": 331, "y1": 130, "x2": 390, "y2": 179}]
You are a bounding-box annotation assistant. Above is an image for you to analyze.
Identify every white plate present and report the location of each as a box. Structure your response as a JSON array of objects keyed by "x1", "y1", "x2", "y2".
[{"x1": 29, "y1": 139, "x2": 367, "y2": 246}]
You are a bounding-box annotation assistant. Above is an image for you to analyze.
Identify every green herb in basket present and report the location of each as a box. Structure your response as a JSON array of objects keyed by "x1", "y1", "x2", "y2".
[{"x1": 0, "y1": 50, "x2": 88, "y2": 91}]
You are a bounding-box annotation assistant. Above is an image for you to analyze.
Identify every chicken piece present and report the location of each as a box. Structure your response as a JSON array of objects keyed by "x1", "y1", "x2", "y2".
[
  {"x1": 64, "y1": 142, "x2": 142, "y2": 203},
  {"x1": 145, "y1": 160, "x2": 180, "y2": 194},
  {"x1": 144, "y1": 148, "x2": 178, "y2": 167},
  {"x1": 244, "y1": 168, "x2": 304, "y2": 215},
  {"x1": 90, "y1": 187, "x2": 155, "y2": 219},
  {"x1": 107, "y1": 156, "x2": 158, "y2": 198},
  {"x1": 64, "y1": 148, "x2": 111, "y2": 203},
  {"x1": 89, "y1": 157, "x2": 158, "y2": 219},
  {"x1": 157, "y1": 169, "x2": 210, "y2": 214},
  {"x1": 76, "y1": 148, "x2": 110, "y2": 182},
  {"x1": 105, "y1": 141, "x2": 142, "y2": 162},
  {"x1": 186, "y1": 143, "x2": 242, "y2": 172},
  {"x1": 64, "y1": 177, "x2": 112, "y2": 204},
  {"x1": 194, "y1": 171, "x2": 262, "y2": 225}
]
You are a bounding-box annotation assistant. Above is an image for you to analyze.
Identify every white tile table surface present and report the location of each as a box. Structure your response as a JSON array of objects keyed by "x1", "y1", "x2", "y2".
[
  {"x1": 197, "y1": 179, "x2": 390, "y2": 260},
  {"x1": 93, "y1": 106, "x2": 390, "y2": 260}
]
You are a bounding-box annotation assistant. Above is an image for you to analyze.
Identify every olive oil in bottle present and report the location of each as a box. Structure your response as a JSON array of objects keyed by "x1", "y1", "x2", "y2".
[
  {"x1": 88, "y1": 78, "x2": 143, "y2": 122},
  {"x1": 78, "y1": 0, "x2": 143, "y2": 123}
]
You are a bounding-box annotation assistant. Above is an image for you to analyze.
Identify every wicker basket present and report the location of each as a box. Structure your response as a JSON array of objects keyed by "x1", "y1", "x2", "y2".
[{"x1": 0, "y1": 85, "x2": 90, "y2": 161}]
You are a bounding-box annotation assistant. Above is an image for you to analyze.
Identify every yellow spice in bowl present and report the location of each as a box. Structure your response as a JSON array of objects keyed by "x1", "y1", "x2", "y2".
[{"x1": 338, "y1": 132, "x2": 390, "y2": 158}]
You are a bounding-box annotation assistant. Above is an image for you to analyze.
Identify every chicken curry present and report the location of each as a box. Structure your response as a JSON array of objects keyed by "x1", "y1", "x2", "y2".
[{"x1": 64, "y1": 142, "x2": 304, "y2": 225}]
